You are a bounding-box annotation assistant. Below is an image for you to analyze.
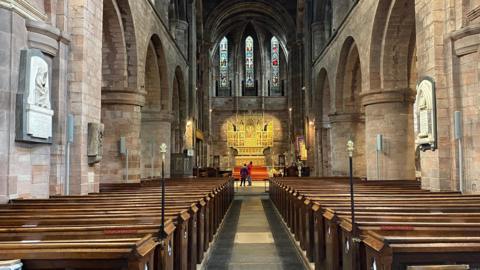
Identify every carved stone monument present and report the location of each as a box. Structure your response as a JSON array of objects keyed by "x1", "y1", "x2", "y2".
[
  {"x1": 414, "y1": 77, "x2": 437, "y2": 151},
  {"x1": 87, "y1": 123, "x2": 104, "y2": 164},
  {"x1": 16, "y1": 49, "x2": 54, "y2": 143}
]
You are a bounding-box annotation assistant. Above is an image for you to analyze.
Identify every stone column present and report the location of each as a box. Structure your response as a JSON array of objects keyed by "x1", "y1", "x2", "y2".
[
  {"x1": 174, "y1": 19, "x2": 189, "y2": 56},
  {"x1": 414, "y1": 0, "x2": 452, "y2": 191},
  {"x1": 311, "y1": 22, "x2": 323, "y2": 59},
  {"x1": 361, "y1": 90, "x2": 416, "y2": 180},
  {"x1": 306, "y1": 120, "x2": 317, "y2": 175},
  {"x1": 329, "y1": 113, "x2": 365, "y2": 177},
  {"x1": 101, "y1": 89, "x2": 145, "y2": 183},
  {"x1": 68, "y1": 0, "x2": 103, "y2": 195}
]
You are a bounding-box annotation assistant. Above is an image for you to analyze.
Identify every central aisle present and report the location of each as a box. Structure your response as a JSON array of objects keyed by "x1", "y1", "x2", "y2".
[{"x1": 203, "y1": 192, "x2": 306, "y2": 270}]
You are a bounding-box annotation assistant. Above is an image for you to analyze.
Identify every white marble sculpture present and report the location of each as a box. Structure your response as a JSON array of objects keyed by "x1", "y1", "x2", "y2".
[
  {"x1": 25, "y1": 55, "x2": 53, "y2": 139},
  {"x1": 34, "y1": 66, "x2": 50, "y2": 108},
  {"x1": 414, "y1": 78, "x2": 436, "y2": 150}
]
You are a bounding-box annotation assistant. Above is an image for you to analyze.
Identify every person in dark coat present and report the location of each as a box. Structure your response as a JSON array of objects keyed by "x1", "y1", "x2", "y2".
[{"x1": 240, "y1": 164, "x2": 248, "y2": 187}]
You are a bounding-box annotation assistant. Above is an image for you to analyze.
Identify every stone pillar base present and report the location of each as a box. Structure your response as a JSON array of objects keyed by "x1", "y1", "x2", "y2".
[
  {"x1": 101, "y1": 89, "x2": 145, "y2": 183},
  {"x1": 140, "y1": 111, "x2": 173, "y2": 178},
  {"x1": 329, "y1": 113, "x2": 366, "y2": 177}
]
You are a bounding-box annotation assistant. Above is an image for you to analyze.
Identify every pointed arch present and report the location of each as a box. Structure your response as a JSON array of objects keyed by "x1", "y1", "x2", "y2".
[
  {"x1": 101, "y1": 0, "x2": 137, "y2": 90},
  {"x1": 334, "y1": 36, "x2": 366, "y2": 177},
  {"x1": 336, "y1": 36, "x2": 362, "y2": 113},
  {"x1": 139, "y1": 34, "x2": 170, "y2": 178},
  {"x1": 317, "y1": 68, "x2": 332, "y2": 176},
  {"x1": 171, "y1": 66, "x2": 187, "y2": 153},
  {"x1": 370, "y1": 0, "x2": 416, "y2": 91},
  {"x1": 318, "y1": 68, "x2": 331, "y2": 123},
  {"x1": 145, "y1": 34, "x2": 170, "y2": 111}
]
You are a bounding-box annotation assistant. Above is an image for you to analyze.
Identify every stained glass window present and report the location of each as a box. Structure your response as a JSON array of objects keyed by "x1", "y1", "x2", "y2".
[
  {"x1": 271, "y1": 37, "x2": 280, "y2": 88},
  {"x1": 219, "y1": 37, "x2": 228, "y2": 88},
  {"x1": 245, "y1": 36, "x2": 254, "y2": 88}
]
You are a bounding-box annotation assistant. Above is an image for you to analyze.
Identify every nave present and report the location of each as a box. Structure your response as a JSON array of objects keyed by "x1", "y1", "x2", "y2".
[
  {"x1": 3, "y1": 0, "x2": 480, "y2": 269},
  {"x1": 204, "y1": 190, "x2": 306, "y2": 270},
  {"x1": 3, "y1": 176, "x2": 480, "y2": 270}
]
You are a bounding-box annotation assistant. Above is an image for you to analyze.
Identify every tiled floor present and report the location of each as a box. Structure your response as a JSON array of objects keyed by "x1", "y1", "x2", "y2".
[
  {"x1": 234, "y1": 180, "x2": 270, "y2": 195},
  {"x1": 203, "y1": 192, "x2": 306, "y2": 270}
]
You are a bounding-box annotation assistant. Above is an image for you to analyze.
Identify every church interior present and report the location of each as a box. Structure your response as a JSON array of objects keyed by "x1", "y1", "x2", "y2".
[{"x1": 1, "y1": 0, "x2": 480, "y2": 269}]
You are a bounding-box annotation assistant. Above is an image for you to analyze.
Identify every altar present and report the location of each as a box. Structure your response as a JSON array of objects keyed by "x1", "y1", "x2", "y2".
[
  {"x1": 235, "y1": 156, "x2": 265, "y2": 166},
  {"x1": 226, "y1": 113, "x2": 273, "y2": 167},
  {"x1": 232, "y1": 166, "x2": 269, "y2": 181}
]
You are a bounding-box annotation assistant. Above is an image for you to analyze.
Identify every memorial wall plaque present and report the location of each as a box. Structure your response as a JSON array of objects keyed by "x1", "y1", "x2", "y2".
[
  {"x1": 414, "y1": 77, "x2": 437, "y2": 151},
  {"x1": 16, "y1": 49, "x2": 54, "y2": 143},
  {"x1": 87, "y1": 123, "x2": 104, "y2": 164}
]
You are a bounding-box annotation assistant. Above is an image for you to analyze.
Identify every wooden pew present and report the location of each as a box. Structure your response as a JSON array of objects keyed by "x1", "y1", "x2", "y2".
[
  {"x1": 269, "y1": 177, "x2": 480, "y2": 270},
  {"x1": 0, "y1": 235, "x2": 158, "y2": 270},
  {"x1": 0, "y1": 177, "x2": 233, "y2": 270}
]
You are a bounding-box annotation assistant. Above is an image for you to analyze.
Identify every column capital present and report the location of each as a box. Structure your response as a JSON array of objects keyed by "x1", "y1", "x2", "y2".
[
  {"x1": 328, "y1": 112, "x2": 364, "y2": 124},
  {"x1": 173, "y1": 19, "x2": 189, "y2": 30},
  {"x1": 360, "y1": 88, "x2": 415, "y2": 107},
  {"x1": 101, "y1": 88, "x2": 146, "y2": 107},
  {"x1": 141, "y1": 110, "x2": 174, "y2": 123},
  {"x1": 311, "y1": 21, "x2": 323, "y2": 29}
]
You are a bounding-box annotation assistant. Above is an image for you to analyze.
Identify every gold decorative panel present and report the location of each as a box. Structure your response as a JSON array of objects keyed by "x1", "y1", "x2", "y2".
[{"x1": 227, "y1": 114, "x2": 274, "y2": 156}]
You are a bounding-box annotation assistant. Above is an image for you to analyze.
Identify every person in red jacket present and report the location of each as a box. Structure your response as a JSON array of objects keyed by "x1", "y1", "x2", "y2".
[{"x1": 247, "y1": 161, "x2": 253, "y2": 186}]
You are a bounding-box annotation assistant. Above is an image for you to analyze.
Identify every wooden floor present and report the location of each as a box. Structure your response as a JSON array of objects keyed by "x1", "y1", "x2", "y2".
[{"x1": 203, "y1": 189, "x2": 306, "y2": 270}]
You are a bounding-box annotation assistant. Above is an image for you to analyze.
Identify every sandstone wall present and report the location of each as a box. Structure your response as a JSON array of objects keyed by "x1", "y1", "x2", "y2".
[
  {"x1": 310, "y1": 0, "x2": 480, "y2": 192},
  {"x1": 0, "y1": 0, "x2": 193, "y2": 199},
  {"x1": 0, "y1": 0, "x2": 70, "y2": 202}
]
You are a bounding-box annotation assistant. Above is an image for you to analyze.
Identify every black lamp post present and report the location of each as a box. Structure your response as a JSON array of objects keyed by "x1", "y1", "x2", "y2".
[
  {"x1": 347, "y1": 139, "x2": 356, "y2": 235},
  {"x1": 160, "y1": 143, "x2": 167, "y2": 238},
  {"x1": 347, "y1": 139, "x2": 360, "y2": 268}
]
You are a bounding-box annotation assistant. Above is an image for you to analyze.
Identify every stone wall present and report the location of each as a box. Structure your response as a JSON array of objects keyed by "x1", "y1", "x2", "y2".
[
  {"x1": 309, "y1": 0, "x2": 480, "y2": 192},
  {"x1": 0, "y1": 0, "x2": 70, "y2": 201},
  {"x1": 0, "y1": 0, "x2": 194, "y2": 199}
]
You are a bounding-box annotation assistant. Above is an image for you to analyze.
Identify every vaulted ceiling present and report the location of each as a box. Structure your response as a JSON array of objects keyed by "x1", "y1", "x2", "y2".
[
  {"x1": 202, "y1": 0, "x2": 299, "y2": 47},
  {"x1": 202, "y1": 0, "x2": 298, "y2": 19}
]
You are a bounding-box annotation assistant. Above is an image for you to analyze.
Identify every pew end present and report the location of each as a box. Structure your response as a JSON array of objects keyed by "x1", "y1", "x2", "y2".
[{"x1": 0, "y1": 260, "x2": 22, "y2": 270}]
